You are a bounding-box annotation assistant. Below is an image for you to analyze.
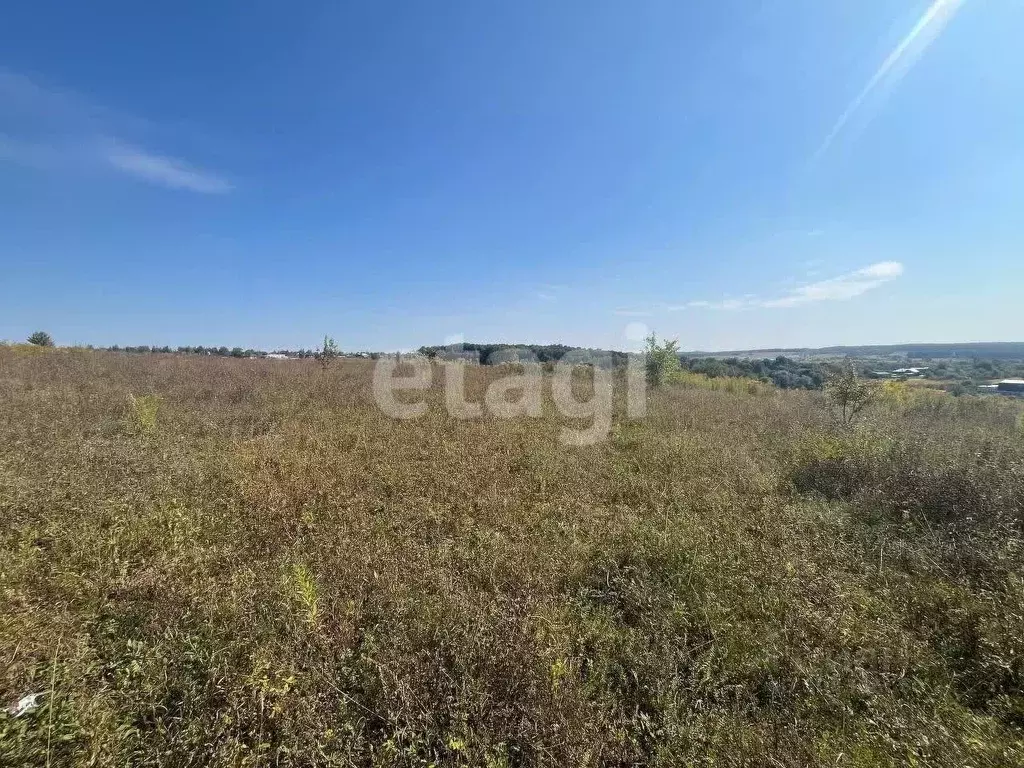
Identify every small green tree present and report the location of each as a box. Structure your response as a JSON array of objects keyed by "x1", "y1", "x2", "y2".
[
  {"x1": 644, "y1": 333, "x2": 681, "y2": 387},
  {"x1": 824, "y1": 362, "x2": 876, "y2": 427},
  {"x1": 315, "y1": 336, "x2": 340, "y2": 370},
  {"x1": 27, "y1": 331, "x2": 54, "y2": 347}
]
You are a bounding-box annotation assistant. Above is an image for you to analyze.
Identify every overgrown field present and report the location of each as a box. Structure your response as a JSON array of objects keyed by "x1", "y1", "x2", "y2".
[{"x1": 2, "y1": 349, "x2": 1024, "y2": 766}]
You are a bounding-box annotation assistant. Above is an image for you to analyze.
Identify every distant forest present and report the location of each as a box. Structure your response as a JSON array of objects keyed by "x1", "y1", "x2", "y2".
[
  {"x1": 418, "y1": 343, "x2": 629, "y2": 367},
  {"x1": 419, "y1": 341, "x2": 1024, "y2": 392},
  {"x1": 417, "y1": 343, "x2": 828, "y2": 389}
]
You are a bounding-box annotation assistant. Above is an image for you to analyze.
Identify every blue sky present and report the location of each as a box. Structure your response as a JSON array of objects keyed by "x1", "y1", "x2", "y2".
[{"x1": 1, "y1": 0, "x2": 1020, "y2": 352}]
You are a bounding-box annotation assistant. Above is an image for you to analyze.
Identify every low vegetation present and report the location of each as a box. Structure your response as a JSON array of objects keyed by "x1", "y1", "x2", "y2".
[
  {"x1": 42, "y1": 333, "x2": 1024, "y2": 397},
  {"x1": 2, "y1": 346, "x2": 1023, "y2": 766}
]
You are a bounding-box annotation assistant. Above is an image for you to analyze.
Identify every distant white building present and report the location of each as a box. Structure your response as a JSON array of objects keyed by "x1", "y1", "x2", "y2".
[
  {"x1": 265, "y1": 353, "x2": 290, "y2": 360},
  {"x1": 869, "y1": 366, "x2": 929, "y2": 379}
]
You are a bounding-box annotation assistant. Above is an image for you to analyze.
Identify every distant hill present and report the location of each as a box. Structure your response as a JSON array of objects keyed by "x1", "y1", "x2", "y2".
[{"x1": 689, "y1": 342, "x2": 1024, "y2": 361}]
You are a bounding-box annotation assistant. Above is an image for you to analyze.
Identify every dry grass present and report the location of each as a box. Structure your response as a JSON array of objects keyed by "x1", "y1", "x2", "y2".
[{"x1": 1, "y1": 348, "x2": 1023, "y2": 766}]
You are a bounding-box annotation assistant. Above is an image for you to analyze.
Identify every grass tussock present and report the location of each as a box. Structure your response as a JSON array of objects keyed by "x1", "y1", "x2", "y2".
[{"x1": 1, "y1": 349, "x2": 1023, "y2": 766}]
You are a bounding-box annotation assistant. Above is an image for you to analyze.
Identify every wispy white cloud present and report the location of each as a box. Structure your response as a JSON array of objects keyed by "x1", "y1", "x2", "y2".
[
  {"x1": 535, "y1": 283, "x2": 568, "y2": 301},
  {"x1": 681, "y1": 261, "x2": 905, "y2": 311},
  {"x1": 814, "y1": 0, "x2": 965, "y2": 159},
  {"x1": 104, "y1": 141, "x2": 231, "y2": 193},
  {"x1": 760, "y1": 261, "x2": 904, "y2": 308},
  {"x1": 613, "y1": 308, "x2": 654, "y2": 317},
  {"x1": 0, "y1": 70, "x2": 231, "y2": 193}
]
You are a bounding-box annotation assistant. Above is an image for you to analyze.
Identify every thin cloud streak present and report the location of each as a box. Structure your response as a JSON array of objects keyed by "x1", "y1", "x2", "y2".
[
  {"x1": 814, "y1": 0, "x2": 965, "y2": 160},
  {"x1": 104, "y1": 141, "x2": 232, "y2": 193},
  {"x1": 0, "y1": 70, "x2": 231, "y2": 193},
  {"x1": 535, "y1": 283, "x2": 567, "y2": 301},
  {"x1": 678, "y1": 261, "x2": 904, "y2": 311},
  {"x1": 761, "y1": 261, "x2": 904, "y2": 308}
]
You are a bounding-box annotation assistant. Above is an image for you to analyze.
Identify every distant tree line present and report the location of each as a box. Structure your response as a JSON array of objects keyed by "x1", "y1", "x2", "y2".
[
  {"x1": 18, "y1": 334, "x2": 1024, "y2": 395},
  {"x1": 417, "y1": 343, "x2": 828, "y2": 389},
  {"x1": 683, "y1": 355, "x2": 1024, "y2": 392},
  {"x1": 682, "y1": 355, "x2": 827, "y2": 390},
  {"x1": 922, "y1": 358, "x2": 1024, "y2": 383},
  {"x1": 418, "y1": 343, "x2": 630, "y2": 367}
]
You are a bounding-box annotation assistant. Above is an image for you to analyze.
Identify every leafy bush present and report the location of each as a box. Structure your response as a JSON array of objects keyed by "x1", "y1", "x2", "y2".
[
  {"x1": 643, "y1": 333, "x2": 680, "y2": 387},
  {"x1": 26, "y1": 331, "x2": 54, "y2": 347}
]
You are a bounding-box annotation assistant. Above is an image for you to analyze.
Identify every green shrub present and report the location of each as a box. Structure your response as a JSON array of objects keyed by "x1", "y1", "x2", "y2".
[
  {"x1": 643, "y1": 333, "x2": 680, "y2": 387},
  {"x1": 27, "y1": 330, "x2": 54, "y2": 347}
]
